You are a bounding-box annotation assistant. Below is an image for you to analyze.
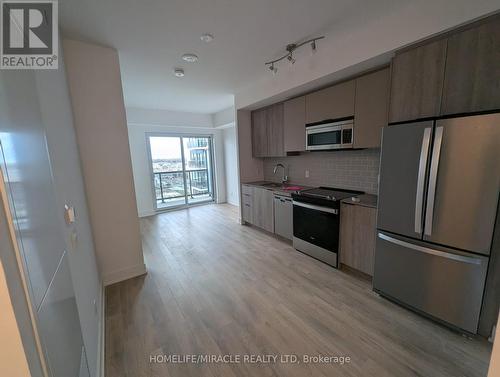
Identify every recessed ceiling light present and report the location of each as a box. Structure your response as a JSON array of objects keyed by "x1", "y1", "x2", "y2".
[
  {"x1": 200, "y1": 33, "x2": 214, "y2": 43},
  {"x1": 182, "y1": 53, "x2": 198, "y2": 63},
  {"x1": 173, "y1": 68, "x2": 185, "y2": 77}
]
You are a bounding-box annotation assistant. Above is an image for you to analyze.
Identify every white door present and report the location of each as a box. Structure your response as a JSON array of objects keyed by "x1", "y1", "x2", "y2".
[{"x1": 0, "y1": 70, "x2": 89, "y2": 376}]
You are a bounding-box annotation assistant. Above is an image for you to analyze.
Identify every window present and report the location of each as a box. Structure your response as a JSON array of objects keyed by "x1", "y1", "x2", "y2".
[{"x1": 148, "y1": 135, "x2": 215, "y2": 209}]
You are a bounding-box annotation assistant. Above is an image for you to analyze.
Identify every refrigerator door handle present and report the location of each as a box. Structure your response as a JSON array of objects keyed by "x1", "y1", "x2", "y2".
[
  {"x1": 378, "y1": 233, "x2": 483, "y2": 265},
  {"x1": 415, "y1": 128, "x2": 432, "y2": 234},
  {"x1": 424, "y1": 126, "x2": 444, "y2": 236}
]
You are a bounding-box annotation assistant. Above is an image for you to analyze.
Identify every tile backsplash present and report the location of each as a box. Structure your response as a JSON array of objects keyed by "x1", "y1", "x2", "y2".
[{"x1": 263, "y1": 149, "x2": 381, "y2": 194}]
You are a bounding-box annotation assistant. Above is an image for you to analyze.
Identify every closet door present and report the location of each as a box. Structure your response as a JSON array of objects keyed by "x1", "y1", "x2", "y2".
[
  {"x1": 37, "y1": 252, "x2": 85, "y2": 377},
  {"x1": 36, "y1": 47, "x2": 101, "y2": 377},
  {"x1": 0, "y1": 70, "x2": 87, "y2": 376}
]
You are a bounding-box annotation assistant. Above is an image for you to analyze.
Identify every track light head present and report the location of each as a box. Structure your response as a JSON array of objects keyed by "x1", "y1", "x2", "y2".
[{"x1": 265, "y1": 36, "x2": 324, "y2": 72}]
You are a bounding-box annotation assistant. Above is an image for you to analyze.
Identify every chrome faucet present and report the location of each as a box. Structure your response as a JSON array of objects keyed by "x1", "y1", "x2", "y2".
[{"x1": 273, "y1": 163, "x2": 288, "y2": 185}]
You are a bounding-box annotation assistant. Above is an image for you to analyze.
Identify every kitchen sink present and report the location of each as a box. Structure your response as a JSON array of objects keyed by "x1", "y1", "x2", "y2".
[
  {"x1": 261, "y1": 182, "x2": 283, "y2": 188},
  {"x1": 261, "y1": 182, "x2": 304, "y2": 191}
]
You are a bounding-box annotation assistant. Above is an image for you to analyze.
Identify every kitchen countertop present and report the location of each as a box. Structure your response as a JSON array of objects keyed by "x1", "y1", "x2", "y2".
[
  {"x1": 243, "y1": 181, "x2": 312, "y2": 197},
  {"x1": 341, "y1": 194, "x2": 378, "y2": 209}
]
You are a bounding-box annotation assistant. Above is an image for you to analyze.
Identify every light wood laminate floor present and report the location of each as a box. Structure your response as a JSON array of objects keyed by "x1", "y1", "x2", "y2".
[{"x1": 105, "y1": 204, "x2": 491, "y2": 377}]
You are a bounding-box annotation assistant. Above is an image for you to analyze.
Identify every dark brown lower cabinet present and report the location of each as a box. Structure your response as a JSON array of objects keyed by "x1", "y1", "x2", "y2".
[{"x1": 340, "y1": 202, "x2": 377, "y2": 276}]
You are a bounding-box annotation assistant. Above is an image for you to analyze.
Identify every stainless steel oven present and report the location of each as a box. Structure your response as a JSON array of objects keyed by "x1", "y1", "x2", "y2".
[
  {"x1": 292, "y1": 201, "x2": 340, "y2": 267},
  {"x1": 291, "y1": 187, "x2": 363, "y2": 268},
  {"x1": 306, "y1": 117, "x2": 353, "y2": 151}
]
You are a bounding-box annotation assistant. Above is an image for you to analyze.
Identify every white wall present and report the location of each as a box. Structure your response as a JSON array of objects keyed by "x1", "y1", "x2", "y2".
[
  {"x1": 128, "y1": 119, "x2": 227, "y2": 217},
  {"x1": 127, "y1": 107, "x2": 213, "y2": 128},
  {"x1": 222, "y1": 127, "x2": 239, "y2": 206},
  {"x1": 63, "y1": 39, "x2": 146, "y2": 286},
  {"x1": 235, "y1": 1, "x2": 500, "y2": 110},
  {"x1": 213, "y1": 107, "x2": 236, "y2": 128},
  {"x1": 127, "y1": 107, "x2": 243, "y2": 216}
]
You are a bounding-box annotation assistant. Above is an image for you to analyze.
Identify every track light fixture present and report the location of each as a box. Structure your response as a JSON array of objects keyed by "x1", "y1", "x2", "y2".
[{"x1": 265, "y1": 36, "x2": 324, "y2": 74}]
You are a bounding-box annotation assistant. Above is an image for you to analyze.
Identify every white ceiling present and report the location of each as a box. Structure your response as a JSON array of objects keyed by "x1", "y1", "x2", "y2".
[{"x1": 60, "y1": 0, "x2": 412, "y2": 114}]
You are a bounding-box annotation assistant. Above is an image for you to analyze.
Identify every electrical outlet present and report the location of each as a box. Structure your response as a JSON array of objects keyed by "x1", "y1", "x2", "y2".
[
  {"x1": 305, "y1": 170, "x2": 310, "y2": 178},
  {"x1": 93, "y1": 299, "x2": 98, "y2": 315}
]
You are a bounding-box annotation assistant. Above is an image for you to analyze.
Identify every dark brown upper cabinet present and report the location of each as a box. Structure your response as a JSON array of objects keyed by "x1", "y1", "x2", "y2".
[
  {"x1": 305, "y1": 80, "x2": 355, "y2": 124},
  {"x1": 354, "y1": 68, "x2": 390, "y2": 148},
  {"x1": 283, "y1": 96, "x2": 306, "y2": 153},
  {"x1": 389, "y1": 39, "x2": 447, "y2": 123},
  {"x1": 267, "y1": 103, "x2": 285, "y2": 157},
  {"x1": 251, "y1": 103, "x2": 285, "y2": 158},
  {"x1": 441, "y1": 17, "x2": 500, "y2": 116},
  {"x1": 251, "y1": 108, "x2": 268, "y2": 157}
]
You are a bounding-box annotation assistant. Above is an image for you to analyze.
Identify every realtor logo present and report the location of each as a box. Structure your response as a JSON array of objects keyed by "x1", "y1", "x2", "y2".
[{"x1": 1, "y1": 1, "x2": 58, "y2": 69}]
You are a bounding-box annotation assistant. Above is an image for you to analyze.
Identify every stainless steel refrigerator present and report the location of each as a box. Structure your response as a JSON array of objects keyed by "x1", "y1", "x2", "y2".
[{"x1": 373, "y1": 113, "x2": 500, "y2": 334}]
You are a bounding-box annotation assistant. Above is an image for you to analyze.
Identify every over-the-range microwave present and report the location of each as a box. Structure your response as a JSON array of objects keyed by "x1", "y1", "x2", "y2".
[{"x1": 305, "y1": 117, "x2": 353, "y2": 151}]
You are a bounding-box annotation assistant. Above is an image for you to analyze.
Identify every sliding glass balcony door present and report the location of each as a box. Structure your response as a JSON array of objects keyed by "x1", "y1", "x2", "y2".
[{"x1": 148, "y1": 135, "x2": 215, "y2": 210}]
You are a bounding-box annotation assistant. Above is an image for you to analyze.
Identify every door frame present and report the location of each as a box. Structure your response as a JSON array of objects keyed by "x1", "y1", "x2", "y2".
[
  {"x1": 145, "y1": 132, "x2": 216, "y2": 212},
  {"x1": 0, "y1": 143, "x2": 50, "y2": 377}
]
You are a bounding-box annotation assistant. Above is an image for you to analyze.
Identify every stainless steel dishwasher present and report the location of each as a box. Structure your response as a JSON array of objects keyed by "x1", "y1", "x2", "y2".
[{"x1": 274, "y1": 194, "x2": 293, "y2": 240}]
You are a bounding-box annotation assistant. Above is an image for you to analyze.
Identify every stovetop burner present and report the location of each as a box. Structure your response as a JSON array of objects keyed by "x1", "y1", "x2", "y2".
[{"x1": 297, "y1": 187, "x2": 364, "y2": 202}]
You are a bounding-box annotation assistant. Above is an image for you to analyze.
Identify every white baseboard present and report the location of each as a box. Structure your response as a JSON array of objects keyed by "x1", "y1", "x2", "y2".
[
  {"x1": 97, "y1": 283, "x2": 105, "y2": 377},
  {"x1": 102, "y1": 263, "x2": 147, "y2": 286},
  {"x1": 138, "y1": 210, "x2": 156, "y2": 218}
]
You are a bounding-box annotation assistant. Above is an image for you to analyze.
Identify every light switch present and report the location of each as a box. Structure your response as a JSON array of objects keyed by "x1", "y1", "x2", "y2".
[
  {"x1": 64, "y1": 204, "x2": 75, "y2": 224},
  {"x1": 305, "y1": 170, "x2": 310, "y2": 178}
]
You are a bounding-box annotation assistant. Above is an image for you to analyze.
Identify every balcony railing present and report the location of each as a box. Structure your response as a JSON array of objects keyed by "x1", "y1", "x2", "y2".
[{"x1": 154, "y1": 169, "x2": 211, "y2": 203}]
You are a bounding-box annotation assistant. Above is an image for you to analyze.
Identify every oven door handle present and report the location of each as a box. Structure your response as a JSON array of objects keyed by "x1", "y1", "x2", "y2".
[{"x1": 292, "y1": 201, "x2": 338, "y2": 214}]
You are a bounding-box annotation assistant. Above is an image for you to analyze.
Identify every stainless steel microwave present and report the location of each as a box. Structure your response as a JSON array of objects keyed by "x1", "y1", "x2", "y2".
[{"x1": 305, "y1": 118, "x2": 353, "y2": 151}]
